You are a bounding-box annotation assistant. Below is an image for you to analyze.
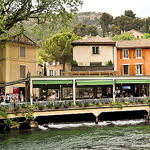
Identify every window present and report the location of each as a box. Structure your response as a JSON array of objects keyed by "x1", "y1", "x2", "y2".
[
  {"x1": 136, "y1": 49, "x2": 142, "y2": 58},
  {"x1": 60, "y1": 70, "x2": 63, "y2": 76},
  {"x1": 123, "y1": 65, "x2": 129, "y2": 75},
  {"x1": 20, "y1": 65, "x2": 26, "y2": 78},
  {"x1": 92, "y1": 47, "x2": 99, "y2": 54},
  {"x1": 123, "y1": 49, "x2": 129, "y2": 58},
  {"x1": 20, "y1": 46, "x2": 26, "y2": 57},
  {"x1": 50, "y1": 70, "x2": 53, "y2": 76},
  {"x1": 136, "y1": 64, "x2": 142, "y2": 75}
]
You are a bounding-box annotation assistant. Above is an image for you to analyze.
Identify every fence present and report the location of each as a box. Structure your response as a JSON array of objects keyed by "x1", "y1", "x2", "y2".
[{"x1": 0, "y1": 97, "x2": 149, "y2": 109}]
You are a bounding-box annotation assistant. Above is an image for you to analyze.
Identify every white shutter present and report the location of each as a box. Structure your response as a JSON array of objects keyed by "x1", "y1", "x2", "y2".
[
  {"x1": 53, "y1": 70, "x2": 55, "y2": 76},
  {"x1": 47, "y1": 70, "x2": 50, "y2": 76},
  {"x1": 46, "y1": 61, "x2": 49, "y2": 66},
  {"x1": 57, "y1": 61, "x2": 60, "y2": 65},
  {"x1": 57, "y1": 69, "x2": 60, "y2": 76}
]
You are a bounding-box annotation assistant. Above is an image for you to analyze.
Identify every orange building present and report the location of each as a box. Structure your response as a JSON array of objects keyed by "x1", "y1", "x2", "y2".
[{"x1": 117, "y1": 39, "x2": 150, "y2": 76}]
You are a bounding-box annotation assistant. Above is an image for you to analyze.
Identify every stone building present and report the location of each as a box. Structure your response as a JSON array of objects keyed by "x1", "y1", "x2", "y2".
[{"x1": 0, "y1": 34, "x2": 38, "y2": 98}]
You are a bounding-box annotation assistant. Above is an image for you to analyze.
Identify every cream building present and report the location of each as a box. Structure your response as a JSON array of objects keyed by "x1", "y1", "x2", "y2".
[
  {"x1": 125, "y1": 29, "x2": 144, "y2": 39},
  {"x1": 71, "y1": 37, "x2": 118, "y2": 75},
  {"x1": 0, "y1": 34, "x2": 39, "y2": 99}
]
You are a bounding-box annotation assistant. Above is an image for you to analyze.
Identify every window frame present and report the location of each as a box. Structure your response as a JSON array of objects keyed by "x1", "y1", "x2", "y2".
[
  {"x1": 136, "y1": 64, "x2": 143, "y2": 75},
  {"x1": 123, "y1": 49, "x2": 129, "y2": 59},
  {"x1": 20, "y1": 46, "x2": 26, "y2": 57},
  {"x1": 123, "y1": 64, "x2": 129, "y2": 75},
  {"x1": 136, "y1": 49, "x2": 142, "y2": 58},
  {"x1": 20, "y1": 65, "x2": 26, "y2": 78},
  {"x1": 92, "y1": 46, "x2": 99, "y2": 54}
]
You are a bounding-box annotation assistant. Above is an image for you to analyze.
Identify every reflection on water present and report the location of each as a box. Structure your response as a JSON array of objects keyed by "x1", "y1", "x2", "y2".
[{"x1": 0, "y1": 119, "x2": 150, "y2": 150}]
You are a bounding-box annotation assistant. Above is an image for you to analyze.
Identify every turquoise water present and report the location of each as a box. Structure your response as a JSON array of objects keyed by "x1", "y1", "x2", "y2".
[{"x1": 0, "y1": 120, "x2": 150, "y2": 150}]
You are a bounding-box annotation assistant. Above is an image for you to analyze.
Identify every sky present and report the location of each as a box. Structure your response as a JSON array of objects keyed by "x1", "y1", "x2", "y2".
[{"x1": 80, "y1": 0, "x2": 150, "y2": 18}]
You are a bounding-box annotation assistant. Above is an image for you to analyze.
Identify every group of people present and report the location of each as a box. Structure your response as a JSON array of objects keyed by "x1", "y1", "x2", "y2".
[{"x1": 0, "y1": 94, "x2": 24, "y2": 103}]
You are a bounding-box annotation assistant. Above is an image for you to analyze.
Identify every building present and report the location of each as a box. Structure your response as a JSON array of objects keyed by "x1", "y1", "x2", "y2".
[
  {"x1": 70, "y1": 37, "x2": 118, "y2": 75},
  {"x1": 0, "y1": 34, "x2": 39, "y2": 99},
  {"x1": 117, "y1": 39, "x2": 150, "y2": 76},
  {"x1": 46, "y1": 60, "x2": 71, "y2": 76},
  {"x1": 125, "y1": 29, "x2": 144, "y2": 39}
]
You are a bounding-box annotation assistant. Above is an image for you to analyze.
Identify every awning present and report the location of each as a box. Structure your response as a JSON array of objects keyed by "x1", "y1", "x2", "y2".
[
  {"x1": 116, "y1": 79, "x2": 150, "y2": 84},
  {"x1": 77, "y1": 80, "x2": 114, "y2": 86},
  {"x1": 33, "y1": 80, "x2": 72, "y2": 85}
]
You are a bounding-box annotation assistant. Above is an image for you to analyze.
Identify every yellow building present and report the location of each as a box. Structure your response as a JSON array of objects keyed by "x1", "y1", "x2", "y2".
[{"x1": 0, "y1": 34, "x2": 38, "y2": 98}]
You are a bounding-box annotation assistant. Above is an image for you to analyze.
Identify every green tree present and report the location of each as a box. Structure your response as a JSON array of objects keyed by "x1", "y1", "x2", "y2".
[
  {"x1": 112, "y1": 33, "x2": 136, "y2": 41},
  {"x1": 99, "y1": 13, "x2": 113, "y2": 37},
  {"x1": 143, "y1": 33, "x2": 150, "y2": 39},
  {"x1": 44, "y1": 63, "x2": 47, "y2": 76},
  {"x1": 41, "y1": 33, "x2": 81, "y2": 74},
  {"x1": 72, "y1": 23, "x2": 88, "y2": 37},
  {"x1": 111, "y1": 25, "x2": 121, "y2": 36},
  {"x1": 0, "y1": 0, "x2": 83, "y2": 37},
  {"x1": 114, "y1": 15, "x2": 133, "y2": 33},
  {"x1": 124, "y1": 10, "x2": 136, "y2": 19},
  {"x1": 38, "y1": 56, "x2": 43, "y2": 64},
  {"x1": 132, "y1": 18, "x2": 145, "y2": 30},
  {"x1": 87, "y1": 25, "x2": 98, "y2": 36}
]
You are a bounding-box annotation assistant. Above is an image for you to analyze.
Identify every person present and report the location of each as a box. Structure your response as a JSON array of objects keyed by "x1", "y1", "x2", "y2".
[
  {"x1": 6, "y1": 94, "x2": 10, "y2": 103},
  {"x1": 14, "y1": 97, "x2": 16, "y2": 108},
  {"x1": 0, "y1": 94, "x2": 2, "y2": 103},
  {"x1": 143, "y1": 93, "x2": 147, "y2": 98}
]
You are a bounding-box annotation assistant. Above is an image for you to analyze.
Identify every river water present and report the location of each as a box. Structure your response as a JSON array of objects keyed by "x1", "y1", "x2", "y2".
[{"x1": 0, "y1": 119, "x2": 150, "y2": 150}]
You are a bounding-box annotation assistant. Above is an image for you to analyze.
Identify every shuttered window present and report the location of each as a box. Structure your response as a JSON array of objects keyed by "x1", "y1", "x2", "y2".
[
  {"x1": 20, "y1": 65, "x2": 26, "y2": 78},
  {"x1": 123, "y1": 65, "x2": 129, "y2": 75},
  {"x1": 20, "y1": 46, "x2": 26, "y2": 57}
]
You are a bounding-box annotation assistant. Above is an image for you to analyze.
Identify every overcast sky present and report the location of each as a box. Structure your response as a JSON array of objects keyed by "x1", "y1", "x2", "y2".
[{"x1": 79, "y1": 0, "x2": 150, "y2": 18}]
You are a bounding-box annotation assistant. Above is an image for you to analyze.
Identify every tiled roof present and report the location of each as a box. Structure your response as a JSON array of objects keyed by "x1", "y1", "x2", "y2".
[
  {"x1": 71, "y1": 37, "x2": 115, "y2": 46},
  {"x1": 117, "y1": 39, "x2": 150, "y2": 48}
]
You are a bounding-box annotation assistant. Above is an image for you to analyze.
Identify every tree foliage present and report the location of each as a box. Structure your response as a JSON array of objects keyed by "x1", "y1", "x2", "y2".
[
  {"x1": 143, "y1": 33, "x2": 150, "y2": 39},
  {"x1": 0, "y1": 0, "x2": 83, "y2": 37},
  {"x1": 112, "y1": 33, "x2": 136, "y2": 41},
  {"x1": 99, "y1": 13, "x2": 113, "y2": 37},
  {"x1": 41, "y1": 32, "x2": 81, "y2": 74},
  {"x1": 111, "y1": 25, "x2": 121, "y2": 36},
  {"x1": 114, "y1": 15, "x2": 133, "y2": 33},
  {"x1": 72, "y1": 23, "x2": 98, "y2": 37},
  {"x1": 124, "y1": 10, "x2": 136, "y2": 19}
]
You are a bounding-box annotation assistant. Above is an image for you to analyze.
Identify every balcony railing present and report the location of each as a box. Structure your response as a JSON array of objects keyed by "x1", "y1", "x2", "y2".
[{"x1": 71, "y1": 66, "x2": 114, "y2": 71}]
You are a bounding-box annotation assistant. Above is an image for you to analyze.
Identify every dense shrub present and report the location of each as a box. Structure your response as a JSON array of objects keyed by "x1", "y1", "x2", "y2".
[
  {"x1": 22, "y1": 103, "x2": 27, "y2": 108},
  {"x1": 63, "y1": 104, "x2": 69, "y2": 108},
  {"x1": 84, "y1": 102, "x2": 89, "y2": 107},
  {"x1": 55, "y1": 105, "x2": 60, "y2": 109},
  {"x1": 38, "y1": 105, "x2": 44, "y2": 110}
]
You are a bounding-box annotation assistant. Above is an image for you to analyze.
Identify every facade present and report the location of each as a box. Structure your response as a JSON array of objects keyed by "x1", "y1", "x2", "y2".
[
  {"x1": 46, "y1": 60, "x2": 71, "y2": 76},
  {"x1": 71, "y1": 37, "x2": 118, "y2": 75},
  {"x1": 125, "y1": 29, "x2": 144, "y2": 39},
  {"x1": 0, "y1": 34, "x2": 38, "y2": 98},
  {"x1": 117, "y1": 39, "x2": 150, "y2": 76}
]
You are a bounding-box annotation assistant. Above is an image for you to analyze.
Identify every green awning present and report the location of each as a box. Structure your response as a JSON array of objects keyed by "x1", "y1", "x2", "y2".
[
  {"x1": 77, "y1": 80, "x2": 114, "y2": 86},
  {"x1": 116, "y1": 79, "x2": 150, "y2": 84},
  {"x1": 33, "y1": 80, "x2": 72, "y2": 85}
]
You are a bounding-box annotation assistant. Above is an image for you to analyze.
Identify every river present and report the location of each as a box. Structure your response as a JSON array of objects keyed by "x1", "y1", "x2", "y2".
[{"x1": 0, "y1": 119, "x2": 150, "y2": 150}]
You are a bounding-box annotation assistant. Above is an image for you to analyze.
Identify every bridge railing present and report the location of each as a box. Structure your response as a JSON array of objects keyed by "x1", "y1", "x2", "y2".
[{"x1": 0, "y1": 97, "x2": 149, "y2": 108}]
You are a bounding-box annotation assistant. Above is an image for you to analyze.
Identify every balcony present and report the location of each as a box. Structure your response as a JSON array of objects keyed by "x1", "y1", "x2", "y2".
[
  {"x1": 69, "y1": 66, "x2": 116, "y2": 76},
  {"x1": 71, "y1": 66, "x2": 114, "y2": 71}
]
